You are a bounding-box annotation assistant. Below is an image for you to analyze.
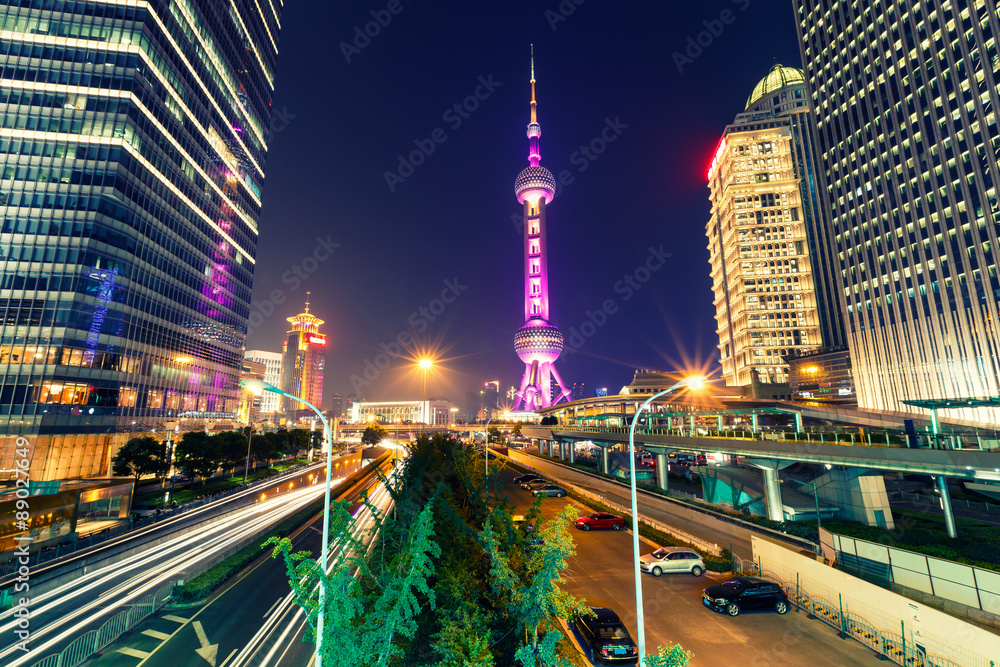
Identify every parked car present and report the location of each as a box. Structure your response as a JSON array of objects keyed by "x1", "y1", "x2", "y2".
[
  {"x1": 522, "y1": 479, "x2": 551, "y2": 490},
  {"x1": 531, "y1": 484, "x2": 567, "y2": 498},
  {"x1": 702, "y1": 576, "x2": 789, "y2": 617},
  {"x1": 575, "y1": 512, "x2": 626, "y2": 531},
  {"x1": 572, "y1": 607, "x2": 639, "y2": 664},
  {"x1": 513, "y1": 474, "x2": 541, "y2": 485},
  {"x1": 639, "y1": 547, "x2": 705, "y2": 577}
]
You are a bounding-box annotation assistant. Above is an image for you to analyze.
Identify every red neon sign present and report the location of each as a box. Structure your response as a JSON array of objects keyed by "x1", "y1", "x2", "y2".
[{"x1": 307, "y1": 334, "x2": 327, "y2": 345}]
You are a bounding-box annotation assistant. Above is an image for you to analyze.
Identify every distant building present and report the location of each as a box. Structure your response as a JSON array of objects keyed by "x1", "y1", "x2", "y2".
[
  {"x1": 787, "y1": 348, "x2": 855, "y2": 404},
  {"x1": 245, "y1": 350, "x2": 283, "y2": 415},
  {"x1": 482, "y1": 381, "x2": 500, "y2": 420},
  {"x1": 572, "y1": 383, "x2": 586, "y2": 401},
  {"x1": 595, "y1": 387, "x2": 609, "y2": 397},
  {"x1": 351, "y1": 399, "x2": 456, "y2": 426},
  {"x1": 280, "y1": 293, "x2": 327, "y2": 415},
  {"x1": 238, "y1": 360, "x2": 267, "y2": 423},
  {"x1": 330, "y1": 393, "x2": 345, "y2": 419}
]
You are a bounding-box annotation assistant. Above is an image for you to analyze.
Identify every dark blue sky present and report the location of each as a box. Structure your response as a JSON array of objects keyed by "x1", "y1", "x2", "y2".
[{"x1": 246, "y1": 1, "x2": 803, "y2": 408}]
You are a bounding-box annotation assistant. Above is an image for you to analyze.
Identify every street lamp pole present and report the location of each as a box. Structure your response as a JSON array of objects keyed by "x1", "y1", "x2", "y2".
[
  {"x1": 484, "y1": 417, "x2": 493, "y2": 508},
  {"x1": 243, "y1": 421, "x2": 256, "y2": 484},
  {"x1": 627, "y1": 376, "x2": 704, "y2": 666},
  {"x1": 241, "y1": 379, "x2": 332, "y2": 665}
]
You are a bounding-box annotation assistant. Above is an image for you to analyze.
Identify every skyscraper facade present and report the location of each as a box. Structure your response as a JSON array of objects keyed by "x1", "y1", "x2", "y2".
[
  {"x1": 796, "y1": 1, "x2": 1000, "y2": 419},
  {"x1": 245, "y1": 349, "x2": 282, "y2": 414},
  {"x1": 512, "y1": 48, "x2": 571, "y2": 411},
  {"x1": 280, "y1": 294, "x2": 326, "y2": 414},
  {"x1": 0, "y1": 0, "x2": 283, "y2": 480},
  {"x1": 707, "y1": 66, "x2": 845, "y2": 387}
]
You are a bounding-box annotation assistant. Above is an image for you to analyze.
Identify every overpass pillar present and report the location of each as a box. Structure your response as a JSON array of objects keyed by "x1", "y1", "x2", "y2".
[
  {"x1": 746, "y1": 459, "x2": 792, "y2": 522},
  {"x1": 558, "y1": 440, "x2": 565, "y2": 461},
  {"x1": 601, "y1": 446, "x2": 609, "y2": 474},
  {"x1": 794, "y1": 412, "x2": 803, "y2": 434},
  {"x1": 689, "y1": 415, "x2": 695, "y2": 437},
  {"x1": 751, "y1": 413, "x2": 759, "y2": 435},
  {"x1": 537, "y1": 439, "x2": 543, "y2": 455},
  {"x1": 568, "y1": 441, "x2": 575, "y2": 464},
  {"x1": 656, "y1": 453, "x2": 668, "y2": 492},
  {"x1": 936, "y1": 475, "x2": 957, "y2": 538},
  {"x1": 548, "y1": 440, "x2": 555, "y2": 457},
  {"x1": 717, "y1": 414, "x2": 723, "y2": 432}
]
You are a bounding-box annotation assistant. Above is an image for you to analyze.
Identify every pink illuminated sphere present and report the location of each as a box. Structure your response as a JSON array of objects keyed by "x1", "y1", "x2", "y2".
[
  {"x1": 514, "y1": 322, "x2": 563, "y2": 364},
  {"x1": 515, "y1": 165, "x2": 556, "y2": 205}
]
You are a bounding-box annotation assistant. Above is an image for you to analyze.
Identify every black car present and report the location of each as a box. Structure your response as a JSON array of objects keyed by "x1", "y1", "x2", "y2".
[
  {"x1": 513, "y1": 473, "x2": 542, "y2": 484},
  {"x1": 702, "y1": 576, "x2": 789, "y2": 617},
  {"x1": 573, "y1": 607, "x2": 639, "y2": 664}
]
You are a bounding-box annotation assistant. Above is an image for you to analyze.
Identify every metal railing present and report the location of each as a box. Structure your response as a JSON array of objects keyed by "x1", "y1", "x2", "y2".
[
  {"x1": 28, "y1": 580, "x2": 175, "y2": 667},
  {"x1": 896, "y1": 490, "x2": 1000, "y2": 515},
  {"x1": 543, "y1": 424, "x2": 1000, "y2": 451},
  {"x1": 729, "y1": 557, "x2": 992, "y2": 667}
]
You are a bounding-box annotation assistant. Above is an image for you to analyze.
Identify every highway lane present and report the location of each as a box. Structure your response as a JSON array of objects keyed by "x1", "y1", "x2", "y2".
[
  {"x1": 2, "y1": 473, "x2": 341, "y2": 667},
  {"x1": 499, "y1": 468, "x2": 883, "y2": 666},
  {"x1": 84, "y1": 459, "x2": 400, "y2": 667}
]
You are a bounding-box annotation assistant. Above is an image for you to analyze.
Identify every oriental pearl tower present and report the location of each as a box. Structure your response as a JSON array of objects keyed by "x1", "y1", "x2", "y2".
[{"x1": 512, "y1": 46, "x2": 572, "y2": 411}]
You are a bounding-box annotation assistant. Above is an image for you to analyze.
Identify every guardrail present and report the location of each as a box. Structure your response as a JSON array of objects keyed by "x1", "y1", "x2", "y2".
[
  {"x1": 28, "y1": 580, "x2": 175, "y2": 667},
  {"x1": 544, "y1": 425, "x2": 1000, "y2": 452},
  {"x1": 0, "y1": 460, "x2": 318, "y2": 576},
  {"x1": 897, "y1": 490, "x2": 1000, "y2": 515},
  {"x1": 729, "y1": 557, "x2": 987, "y2": 667}
]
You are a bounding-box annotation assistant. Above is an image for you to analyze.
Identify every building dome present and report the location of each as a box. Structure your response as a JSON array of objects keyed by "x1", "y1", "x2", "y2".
[
  {"x1": 514, "y1": 322, "x2": 563, "y2": 364},
  {"x1": 746, "y1": 65, "x2": 805, "y2": 109},
  {"x1": 515, "y1": 165, "x2": 556, "y2": 205}
]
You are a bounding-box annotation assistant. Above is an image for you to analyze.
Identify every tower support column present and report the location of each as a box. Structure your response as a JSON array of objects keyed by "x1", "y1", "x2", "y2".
[
  {"x1": 656, "y1": 453, "x2": 668, "y2": 492},
  {"x1": 937, "y1": 475, "x2": 957, "y2": 538},
  {"x1": 601, "y1": 446, "x2": 609, "y2": 474},
  {"x1": 568, "y1": 441, "x2": 575, "y2": 464}
]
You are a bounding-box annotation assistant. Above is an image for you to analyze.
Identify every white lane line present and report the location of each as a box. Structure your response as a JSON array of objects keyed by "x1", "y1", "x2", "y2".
[
  {"x1": 220, "y1": 648, "x2": 239, "y2": 667},
  {"x1": 162, "y1": 615, "x2": 189, "y2": 624},
  {"x1": 141, "y1": 629, "x2": 172, "y2": 640},
  {"x1": 118, "y1": 647, "x2": 152, "y2": 658},
  {"x1": 263, "y1": 597, "x2": 282, "y2": 619}
]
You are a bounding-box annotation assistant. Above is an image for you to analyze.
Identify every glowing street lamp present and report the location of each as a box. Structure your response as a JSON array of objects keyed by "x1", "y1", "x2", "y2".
[
  {"x1": 241, "y1": 378, "x2": 332, "y2": 664},
  {"x1": 419, "y1": 358, "x2": 433, "y2": 425},
  {"x1": 628, "y1": 375, "x2": 705, "y2": 665}
]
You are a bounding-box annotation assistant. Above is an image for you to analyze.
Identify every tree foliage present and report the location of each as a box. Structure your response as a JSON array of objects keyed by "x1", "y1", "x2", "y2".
[
  {"x1": 361, "y1": 424, "x2": 387, "y2": 447},
  {"x1": 646, "y1": 644, "x2": 693, "y2": 667},
  {"x1": 175, "y1": 431, "x2": 220, "y2": 483},
  {"x1": 112, "y1": 436, "x2": 168, "y2": 482}
]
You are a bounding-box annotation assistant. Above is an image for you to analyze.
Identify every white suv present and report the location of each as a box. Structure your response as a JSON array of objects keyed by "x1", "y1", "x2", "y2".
[{"x1": 639, "y1": 547, "x2": 706, "y2": 577}]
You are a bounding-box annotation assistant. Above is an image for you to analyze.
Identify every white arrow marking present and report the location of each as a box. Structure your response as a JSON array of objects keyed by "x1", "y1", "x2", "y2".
[{"x1": 192, "y1": 620, "x2": 219, "y2": 667}]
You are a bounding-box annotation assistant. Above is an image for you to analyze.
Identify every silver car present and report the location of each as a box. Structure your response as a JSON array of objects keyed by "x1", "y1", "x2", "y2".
[{"x1": 639, "y1": 547, "x2": 705, "y2": 577}]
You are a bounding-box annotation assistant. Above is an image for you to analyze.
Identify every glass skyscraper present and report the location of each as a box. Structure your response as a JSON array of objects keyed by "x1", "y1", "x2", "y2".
[
  {"x1": 707, "y1": 65, "x2": 845, "y2": 388},
  {"x1": 795, "y1": 1, "x2": 1000, "y2": 420},
  {"x1": 0, "y1": 0, "x2": 284, "y2": 480}
]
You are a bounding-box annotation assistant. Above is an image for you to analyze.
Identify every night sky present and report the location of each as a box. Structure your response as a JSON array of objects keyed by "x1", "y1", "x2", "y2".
[{"x1": 246, "y1": 1, "x2": 803, "y2": 409}]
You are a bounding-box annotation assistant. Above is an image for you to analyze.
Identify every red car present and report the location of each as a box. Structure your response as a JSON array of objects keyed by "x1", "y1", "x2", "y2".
[{"x1": 575, "y1": 512, "x2": 626, "y2": 531}]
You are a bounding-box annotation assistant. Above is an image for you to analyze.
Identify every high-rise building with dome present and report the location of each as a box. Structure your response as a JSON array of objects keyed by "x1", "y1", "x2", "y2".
[
  {"x1": 512, "y1": 48, "x2": 571, "y2": 411},
  {"x1": 706, "y1": 65, "x2": 846, "y2": 390}
]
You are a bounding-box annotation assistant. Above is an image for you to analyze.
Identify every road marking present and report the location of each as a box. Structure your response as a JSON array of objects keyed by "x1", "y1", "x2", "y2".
[
  {"x1": 162, "y1": 614, "x2": 189, "y2": 624},
  {"x1": 263, "y1": 597, "x2": 282, "y2": 619},
  {"x1": 141, "y1": 629, "x2": 172, "y2": 640},
  {"x1": 118, "y1": 647, "x2": 152, "y2": 658},
  {"x1": 193, "y1": 620, "x2": 220, "y2": 666},
  {"x1": 220, "y1": 648, "x2": 238, "y2": 667}
]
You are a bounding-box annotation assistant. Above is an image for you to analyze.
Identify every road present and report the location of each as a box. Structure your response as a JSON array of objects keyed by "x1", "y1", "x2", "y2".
[
  {"x1": 500, "y1": 467, "x2": 883, "y2": 666},
  {"x1": 83, "y1": 457, "x2": 400, "y2": 667},
  {"x1": 2, "y1": 467, "x2": 345, "y2": 667},
  {"x1": 507, "y1": 449, "x2": 761, "y2": 557}
]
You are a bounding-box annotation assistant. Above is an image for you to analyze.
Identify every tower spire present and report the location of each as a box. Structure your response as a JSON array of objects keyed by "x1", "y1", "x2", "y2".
[
  {"x1": 304, "y1": 290, "x2": 311, "y2": 313},
  {"x1": 530, "y1": 44, "x2": 537, "y2": 124}
]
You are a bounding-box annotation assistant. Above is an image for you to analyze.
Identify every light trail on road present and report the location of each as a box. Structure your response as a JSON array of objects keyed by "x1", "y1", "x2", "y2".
[{"x1": 2, "y1": 476, "x2": 342, "y2": 667}]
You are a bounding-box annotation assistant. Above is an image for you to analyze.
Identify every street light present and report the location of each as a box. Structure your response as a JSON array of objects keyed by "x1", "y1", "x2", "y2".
[
  {"x1": 243, "y1": 420, "x2": 257, "y2": 484},
  {"x1": 241, "y1": 378, "x2": 332, "y2": 664},
  {"x1": 163, "y1": 421, "x2": 180, "y2": 503},
  {"x1": 627, "y1": 375, "x2": 705, "y2": 666},
  {"x1": 484, "y1": 417, "x2": 493, "y2": 508},
  {"x1": 419, "y1": 358, "x2": 433, "y2": 427}
]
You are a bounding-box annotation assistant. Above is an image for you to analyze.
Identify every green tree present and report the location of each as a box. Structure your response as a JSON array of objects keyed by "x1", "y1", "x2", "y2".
[
  {"x1": 513, "y1": 422, "x2": 525, "y2": 438},
  {"x1": 646, "y1": 644, "x2": 693, "y2": 667},
  {"x1": 481, "y1": 505, "x2": 588, "y2": 666},
  {"x1": 215, "y1": 430, "x2": 248, "y2": 474},
  {"x1": 288, "y1": 428, "x2": 313, "y2": 453},
  {"x1": 361, "y1": 424, "x2": 387, "y2": 447},
  {"x1": 112, "y1": 436, "x2": 168, "y2": 483},
  {"x1": 486, "y1": 425, "x2": 506, "y2": 446},
  {"x1": 175, "y1": 431, "x2": 221, "y2": 484}
]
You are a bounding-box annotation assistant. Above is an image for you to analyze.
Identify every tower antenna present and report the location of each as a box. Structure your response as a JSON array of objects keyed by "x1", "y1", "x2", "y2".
[{"x1": 530, "y1": 44, "x2": 537, "y2": 124}]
